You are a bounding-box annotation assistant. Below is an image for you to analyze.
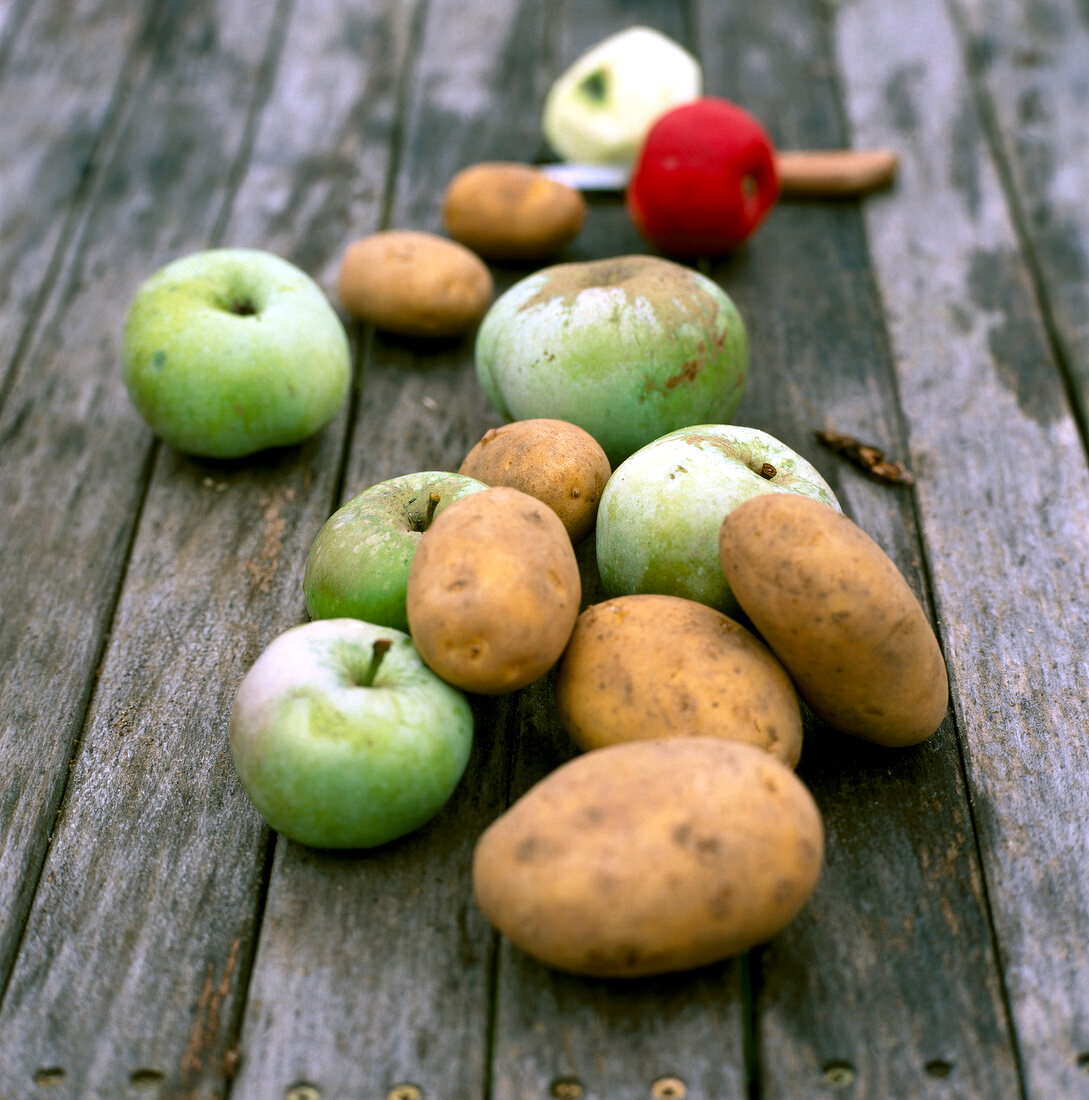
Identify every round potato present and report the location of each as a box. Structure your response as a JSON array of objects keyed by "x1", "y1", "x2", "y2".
[
  {"x1": 337, "y1": 229, "x2": 493, "y2": 337},
  {"x1": 554, "y1": 594, "x2": 802, "y2": 766},
  {"x1": 458, "y1": 418, "x2": 611, "y2": 542},
  {"x1": 406, "y1": 486, "x2": 581, "y2": 693},
  {"x1": 719, "y1": 493, "x2": 949, "y2": 746},
  {"x1": 441, "y1": 162, "x2": 587, "y2": 260},
  {"x1": 472, "y1": 738, "x2": 824, "y2": 977}
]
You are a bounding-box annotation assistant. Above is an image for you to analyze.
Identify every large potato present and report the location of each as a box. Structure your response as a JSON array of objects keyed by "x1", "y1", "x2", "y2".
[
  {"x1": 719, "y1": 494, "x2": 949, "y2": 746},
  {"x1": 554, "y1": 594, "x2": 802, "y2": 766},
  {"x1": 458, "y1": 418, "x2": 611, "y2": 543},
  {"x1": 406, "y1": 486, "x2": 581, "y2": 694},
  {"x1": 473, "y1": 738, "x2": 824, "y2": 977}
]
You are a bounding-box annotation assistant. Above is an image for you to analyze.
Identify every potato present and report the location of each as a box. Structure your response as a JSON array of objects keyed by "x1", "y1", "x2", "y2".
[
  {"x1": 441, "y1": 162, "x2": 586, "y2": 260},
  {"x1": 554, "y1": 594, "x2": 802, "y2": 766},
  {"x1": 472, "y1": 738, "x2": 824, "y2": 977},
  {"x1": 337, "y1": 229, "x2": 493, "y2": 337},
  {"x1": 718, "y1": 493, "x2": 949, "y2": 746},
  {"x1": 406, "y1": 486, "x2": 581, "y2": 693},
  {"x1": 458, "y1": 418, "x2": 611, "y2": 542}
]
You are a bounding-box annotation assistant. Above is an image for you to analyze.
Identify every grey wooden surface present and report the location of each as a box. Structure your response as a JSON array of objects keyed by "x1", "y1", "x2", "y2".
[{"x1": 1, "y1": 0, "x2": 1087, "y2": 1097}]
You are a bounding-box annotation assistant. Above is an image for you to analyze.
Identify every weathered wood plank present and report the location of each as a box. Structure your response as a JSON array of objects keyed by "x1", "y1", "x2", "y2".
[
  {"x1": 0, "y1": 0, "x2": 34, "y2": 71},
  {"x1": 484, "y1": 7, "x2": 751, "y2": 1100},
  {"x1": 0, "y1": 0, "x2": 256, "y2": 1002},
  {"x1": 692, "y1": 3, "x2": 1024, "y2": 1097},
  {"x1": 0, "y1": 2, "x2": 1085, "y2": 1097},
  {"x1": 230, "y1": 2, "x2": 563, "y2": 1096},
  {"x1": 954, "y1": 0, "x2": 1089, "y2": 430},
  {"x1": 0, "y1": 0, "x2": 155, "y2": 391},
  {"x1": 0, "y1": 0, "x2": 305, "y2": 1095},
  {"x1": 490, "y1": 683, "x2": 749, "y2": 1100},
  {"x1": 834, "y1": 0, "x2": 1089, "y2": 1095}
]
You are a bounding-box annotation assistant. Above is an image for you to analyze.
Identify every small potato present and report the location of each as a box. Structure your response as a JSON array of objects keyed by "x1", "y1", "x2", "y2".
[
  {"x1": 719, "y1": 494, "x2": 949, "y2": 747},
  {"x1": 441, "y1": 162, "x2": 587, "y2": 260},
  {"x1": 472, "y1": 738, "x2": 824, "y2": 977},
  {"x1": 337, "y1": 229, "x2": 493, "y2": 337},
  {"x1": 458, "y1": 418, "x2": 611, "y2": 542},
  {"x1": 554, "y1": 594, "x2": 802, "y2": 766},
  {"x1": 406, "y1": 486, "x2": 581, "y2": 693}
]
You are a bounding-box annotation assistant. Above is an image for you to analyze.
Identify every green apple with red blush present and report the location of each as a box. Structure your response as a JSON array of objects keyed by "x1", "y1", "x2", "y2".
[{"x1": 474, "y1": 254, "x2": 748, "y2": 467}]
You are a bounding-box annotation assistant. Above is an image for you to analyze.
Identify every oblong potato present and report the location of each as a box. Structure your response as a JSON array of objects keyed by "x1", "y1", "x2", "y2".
[
  {"x1": 337, "y1": 229, "x2": 493, "y2": 337},
  {"x1": 459, "y1": 418, "x2": 611, "y2": 542},
  {"x1": 554, "y1": 594, "x2": 802, "y2": 766},
  {"x1": 406, "y1": 486, "x2": 581, "y2": 693},
  {"x1": 442, "y1": 162, "x2": 586, "y2": 260},
  {"x1": 472, "y1": 738, "x2": 824, "y2": 977},
  {"x1": 719, "y1": 493, "x2": 949, "y2": 746}
]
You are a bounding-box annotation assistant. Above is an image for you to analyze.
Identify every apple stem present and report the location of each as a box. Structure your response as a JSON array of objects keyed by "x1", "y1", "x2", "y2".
[
  {"x1": 425, "y1": 491, "x2": 441, "y2": 528},
  {"x1": 361, "y1": 638, "x2": 393, "y2": 686},
  {"x1": 759, "y1": 462, "x2": 777, "y2": 479}
]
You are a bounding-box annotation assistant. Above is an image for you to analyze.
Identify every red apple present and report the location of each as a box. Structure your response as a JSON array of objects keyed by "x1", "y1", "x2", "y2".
[{"x1": 627, "y1": 97, "x2": 780, "y2": 256}]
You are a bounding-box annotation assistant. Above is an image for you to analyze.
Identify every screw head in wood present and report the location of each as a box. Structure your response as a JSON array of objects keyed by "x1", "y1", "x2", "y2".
[
  {"x1": 651, "y1": 1076, "x2": 687, "y2": 1099},
  {"x1": 551, "y1": 1078, "x2": 584, "y2": 1099},
  {"x1": 387, "y1": 1086, "x2": 423, "y2": 1100}
]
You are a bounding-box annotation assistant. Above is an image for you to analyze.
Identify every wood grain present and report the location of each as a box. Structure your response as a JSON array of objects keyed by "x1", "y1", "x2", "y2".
[
  {"x1": 230, "y1": 1, "x2": 539, "y2": 1097},
  {"x1": 0, "y1": 0, "x2": 156, "y2": 391},
  {"x1": 954, "y1": 0, "x2": 1089, "y2": 430},
  {"x1": 481, "y1": 8, "x2": 754, "y2": 1100},
  {"x1": 696, "y1": 1, "x2": 1022, "y2": 1096},
  {"x1": 836, "y1": 0, "x2": 1089, "y2": 1095},
  {"x1": 0, "y1": 1, "x2": 1085, "y2": 1096},
  {"x1": 0, "y1": 0, "x2": 298, "y2": 1095}
]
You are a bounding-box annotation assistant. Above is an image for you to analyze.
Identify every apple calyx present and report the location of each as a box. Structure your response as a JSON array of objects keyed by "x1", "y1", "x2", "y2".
[{"x1": 229, "y1": 297, "x2": 259, "y2": 316}]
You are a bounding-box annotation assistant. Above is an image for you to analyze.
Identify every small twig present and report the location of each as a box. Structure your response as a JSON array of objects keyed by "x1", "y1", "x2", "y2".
[{"x1": 814, "y1": 429, "x2": 914, "y2": 486}]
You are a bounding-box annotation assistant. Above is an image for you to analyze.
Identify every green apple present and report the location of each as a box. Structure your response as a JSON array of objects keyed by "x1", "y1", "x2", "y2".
[
  {"x1": 542, "y1": 26, "x2": 702, "y2": 165},
  {"x1": 230, "y1": 618, "x2": 473, "y2": 849},
  {"x1": 303, "y1": 471, "x2": 488, "y2": 633},
  {"x1": 122, "y1": 248, "x2": 350, "y2": 458},
  {"x1": 475, "y1": 255, "x2": 748, "y2": 467},
  {"x1": 596, "y1": 424, "x2": 841, "y2": 615}
]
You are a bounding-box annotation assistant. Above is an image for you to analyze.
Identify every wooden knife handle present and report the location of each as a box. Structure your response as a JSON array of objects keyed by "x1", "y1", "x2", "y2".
[{"x1": 774, "y1": 149, "x2": 899, "y2": 196}]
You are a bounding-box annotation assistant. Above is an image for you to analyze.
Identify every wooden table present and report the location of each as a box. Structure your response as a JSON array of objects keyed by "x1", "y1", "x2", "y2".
[{"x1": 2, "y1": 0, "x2": 1087, "y2": 1097}]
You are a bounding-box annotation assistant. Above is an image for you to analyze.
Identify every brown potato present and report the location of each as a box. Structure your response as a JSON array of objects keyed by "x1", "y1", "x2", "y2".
[
  {"x1": 554, "y1": 594, "x2": 802, "y2": 766},
  {"x1": 406, "y1": 486, "x2": 581, "y2": 694},
  {"x1": 458, "y1": 418, "x2": 611, "y2": 543},
  {"x1": 472, "y1": 738, "x2": 824, "y2": 977},
  {"x1": 441, "y1": 162, "x2": 586, "y2": 260},
  {"x1": 336, "y1": 229, "x2": 493, "y2": 337},
  {"x1": 719, "y1": 494, "x2": 949, "y2": 746}
]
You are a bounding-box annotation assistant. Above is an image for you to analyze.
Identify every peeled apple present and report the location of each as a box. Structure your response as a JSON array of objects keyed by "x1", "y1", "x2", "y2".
[{"x1": 542, "y1": 26, "x2": 702, "y2": 166}]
